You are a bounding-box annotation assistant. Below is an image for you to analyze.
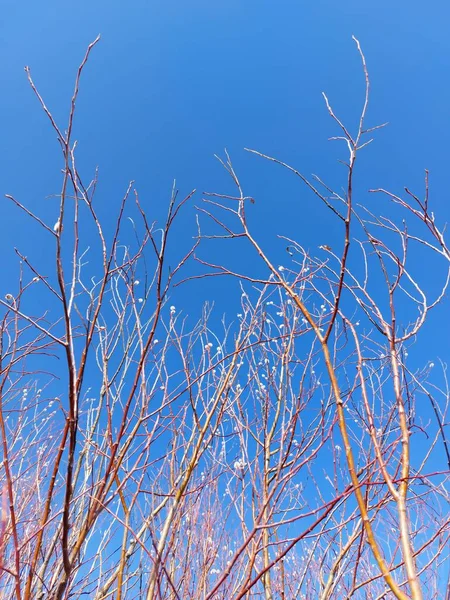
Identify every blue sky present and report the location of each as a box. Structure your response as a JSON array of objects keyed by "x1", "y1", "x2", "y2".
[
  {"x1": 1, "y1": 0, "x2": 449, "y2": 347},
  {"x1": 1, "y1": 2, "x2": 450, "y2": 595}
]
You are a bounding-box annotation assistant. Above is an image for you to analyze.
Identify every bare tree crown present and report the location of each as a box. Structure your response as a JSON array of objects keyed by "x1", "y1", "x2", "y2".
[{"x1": 0, "y1": 37, "x2": 449, "y2": 600}]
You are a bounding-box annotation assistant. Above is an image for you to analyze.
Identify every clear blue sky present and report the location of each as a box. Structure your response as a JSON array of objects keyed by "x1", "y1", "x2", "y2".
[
  {"x1": 1, "y1": 0, "x2": 449, "y2": 345},
  {"x1": 1, "y1": 3, "x2": 450, "y2": 594}
]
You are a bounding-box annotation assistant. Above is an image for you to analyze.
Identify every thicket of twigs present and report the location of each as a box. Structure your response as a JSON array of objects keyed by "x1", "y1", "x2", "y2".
[{"x1": 0, "y1": 37, "x2": 449, "y2": 600}]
